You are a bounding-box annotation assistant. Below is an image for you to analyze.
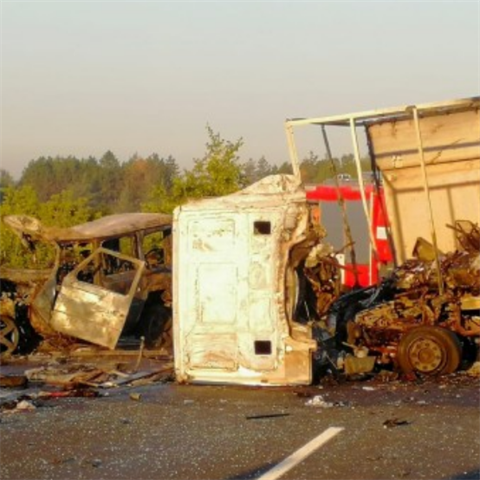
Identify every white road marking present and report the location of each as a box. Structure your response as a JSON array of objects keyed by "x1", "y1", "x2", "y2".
[{"x1": 257, "y1": 426, "x2": 344, "y2": 480}]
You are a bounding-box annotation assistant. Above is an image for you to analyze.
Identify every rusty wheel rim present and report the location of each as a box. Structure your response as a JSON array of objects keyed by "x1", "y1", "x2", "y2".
[
  {"x1": 0, "y1": 316, "x2": 20, "y2": 357},
  {"x1": 407, "y1": 336, "x2": 446, "y2": 374}
]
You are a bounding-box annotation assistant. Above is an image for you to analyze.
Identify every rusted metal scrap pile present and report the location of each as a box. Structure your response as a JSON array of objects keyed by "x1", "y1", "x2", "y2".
[
  {"x1": 347, "y1": 224, "x2": 480, "y2": 376},
  {"x1": 304, "y1": 243, "x2": 342, "y2": 318}
]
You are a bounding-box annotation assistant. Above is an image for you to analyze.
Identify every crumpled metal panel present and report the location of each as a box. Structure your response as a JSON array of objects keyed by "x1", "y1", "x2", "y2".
[
  {"x1": 51, "y1": 248, "x2": 146, "y2": 349},
  {"x1": 51, "y1": 280, "x2": 131, "y2": 349},
  {"x1": 3, "y1": 213, "x2": 172, "y2": 244}
]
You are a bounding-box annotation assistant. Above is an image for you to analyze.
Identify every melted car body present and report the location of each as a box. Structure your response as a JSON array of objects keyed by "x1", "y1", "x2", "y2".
[{"x1": 0, "y1": 213, "x2": 172, "y2": 355}]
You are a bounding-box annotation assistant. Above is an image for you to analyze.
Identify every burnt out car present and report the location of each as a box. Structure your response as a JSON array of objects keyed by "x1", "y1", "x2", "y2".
[{"x1": 0, "y1": 213, "x2": 172, "y2": 357}]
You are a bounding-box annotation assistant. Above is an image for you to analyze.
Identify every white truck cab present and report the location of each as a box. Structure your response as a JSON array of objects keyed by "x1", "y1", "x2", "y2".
[{"x1": 173, "y1": 175, "x2": 319, "y2": 386}]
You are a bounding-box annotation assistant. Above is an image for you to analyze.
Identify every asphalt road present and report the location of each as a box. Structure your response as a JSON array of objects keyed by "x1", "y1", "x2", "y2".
[{"x1": 1, "y1": 369, "x2": 479, "y2": 480}]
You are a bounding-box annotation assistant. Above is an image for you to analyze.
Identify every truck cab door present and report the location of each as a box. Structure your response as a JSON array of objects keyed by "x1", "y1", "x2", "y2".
[{"x1": 51, "y1": 247, "x2": 146, "y2": 349}]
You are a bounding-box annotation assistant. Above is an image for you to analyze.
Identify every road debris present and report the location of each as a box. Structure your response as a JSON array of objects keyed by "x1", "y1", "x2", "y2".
[
  {"x1": 14, "y1": 399, "x2": 36, "y2": 411},
  {"x1": 90, "y1": 459, "x2": 103, "y2": 468},
  {"x1": 20, "y1": 360, "x2": 174, "y2": 390},
  {"x1": 0, "y1": 374, "x2": 28, "y2": 388},
  {"x1": 133, "y1": 336, "x2": 145, "y2": 373},
  {"x1": 465, "y1": 361, "x2": 480, "y2": 377},
  {"x1": 1, "y1": 398, "x2": 37, "y2": 414},
  {"x1": 383, "y1": 418, "x2": 410, "y2": 428},
  {"x1": 245, "y1": 413, "x2": 291, "y2": 420},
  {"x1": 305, "y1": 395, "x2": 349, "y2": 408},
  {"x1": 0, "y1": 355, "x2": 174, "y2": 416}
]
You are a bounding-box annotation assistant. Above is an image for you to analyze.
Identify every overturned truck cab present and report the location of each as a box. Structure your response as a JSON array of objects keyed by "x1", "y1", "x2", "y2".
[{"x1": 173, "y1": 175, "x2": 338, "y2": 386}]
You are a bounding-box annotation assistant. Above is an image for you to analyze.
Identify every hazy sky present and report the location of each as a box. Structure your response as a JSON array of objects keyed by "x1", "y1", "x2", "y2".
[{"x1": 1, "y1": 1, "x2": 479, "y2": 178}]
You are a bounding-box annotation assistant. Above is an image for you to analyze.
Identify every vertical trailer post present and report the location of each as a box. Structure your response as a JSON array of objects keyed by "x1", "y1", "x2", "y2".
[
  {"x1": 285, "y1": 122, "x2": 302, "y2": 180},
  {"x1": 349, "y1": 117, "x2": 378, "y2": 259},
  {"x1": 321, "y1": 125, "x2": 359, "y2": 285},
  {"x1": 412, "y1": 106, "x2": 445, "y2": 295}
]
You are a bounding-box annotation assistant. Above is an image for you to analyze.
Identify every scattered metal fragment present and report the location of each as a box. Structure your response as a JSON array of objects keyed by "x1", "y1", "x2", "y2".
[
  {"x1": 292, "y1": 386, "x2": 324, "y2": 398},
  {"x1": 36, "y1": 389, "x2": 100, "y2": 399},
  {"x1": 305, "y1": 395, "x2": 348, "y2": 408},
  {"x1": 376, "y1": 370, "x2": 399, "y2": 382},
  {"x1": 14, "y1": 399, "x2": 36, "y2": 412},
  {"x1": 1, "y1": 398, "x2": 37, "y2": 413},
  {"x1": 133, "y1": 336, "x2": 145, "y2": 373},
  {"x1": 245, "y1": 413, "x2": 291, "y2": 420},
  {"x1": 0, "y1": 375, "x2": 28, "y2": 388},
  {"x1": 383, "y1": 418, "x2": 410, "y2": 428},
  {"x1": 344, "y1": 355, "x2": 376, "y2": 376}
]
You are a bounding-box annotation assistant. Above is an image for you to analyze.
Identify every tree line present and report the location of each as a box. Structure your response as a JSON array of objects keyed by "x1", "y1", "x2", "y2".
[{"x1": 0, "y1": 126, "x2": 370, "y2": 267}]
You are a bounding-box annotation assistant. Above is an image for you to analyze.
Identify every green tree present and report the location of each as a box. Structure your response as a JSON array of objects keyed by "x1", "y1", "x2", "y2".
[
  {"x1": 256, "y1": 156, "x2": 278, "y2": 180},
  {"x1": 0, "y1": 186, "x2": 94, "y2": 268},
  {"x1": 20, "y1": 155, "x2": 101, "y2": 203},
  {"x1": 0, "y1": 185, "x2": 46, "y2": 267},
  {"x1": 277, "y1": 161, "x2": 293, "y2": 175},
  {"x1": 177, "y1": 126, "x2": 244, "y2": 198},
  {"x1": 241, "y1": 158, "x2": 257, "y2": 185},
  {"x1": 95, "y1": 151, "x2": 123, "y2": 213},
  {"x1": 336, "y1": 154, "x2": 371, "y2": 178},
  {"x1": 295, "y1": 152, "x2": 372, "y2": 184},
  {"x1": 0, "y1": 169, "x2": 16, "y2": 204},
  {"x1": 39, "y1": 190, "x2": 92, "y2": 227},
  {"x1": 300, "y1": 151, "x2": 322, "y2": 184},
  {"x1": 142, "y1": 126, "x2": 243, "y2": 213},
  {"x1": 142, "y1": 184, "x2": 177, "y2": 215},
  {"x1": 0, "y1": 185, "x2": 39, "y2": 217},
  {"x1": 117, "y1": 154, "x2": 179, "y2": 212},
  {"x1": 241, "y1": 156, "x2": 278, "y2": 185}
]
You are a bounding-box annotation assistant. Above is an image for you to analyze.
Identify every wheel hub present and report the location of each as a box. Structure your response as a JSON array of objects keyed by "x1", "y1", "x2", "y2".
[{"x1": 409, "y1": 337, "x2": 444, "y2": 373}]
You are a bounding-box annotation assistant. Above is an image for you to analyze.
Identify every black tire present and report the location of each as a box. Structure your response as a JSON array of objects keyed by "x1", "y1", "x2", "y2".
[
  {"x1": 141, "y1": 304, "x2": 171, "y2": 349},
  {"x1": 0, "y1": 315, "x2": 20, "y2": 358},
  {"x1": 397, "y1": 326, "x2": 462, "y2": 375},
  {"x1": 459, "y1": 337, "x2": 478, "y2": 370}
]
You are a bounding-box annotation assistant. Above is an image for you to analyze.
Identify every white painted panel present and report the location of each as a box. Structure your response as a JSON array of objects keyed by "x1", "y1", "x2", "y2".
[
  {"x1": 188, "y1": 218, "x2": 236, "y2": 255},
  {"x1": 188, "y1": 333, "x2": 237, "y2": 370},
  {"x1": 197, "y1": 264, "x2": 237, "y2": 325}
]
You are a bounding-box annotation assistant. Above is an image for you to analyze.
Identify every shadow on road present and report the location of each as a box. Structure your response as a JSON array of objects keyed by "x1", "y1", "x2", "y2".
[
  {"x1": 446, "y1": 470, "x2": 480, "y2": 480},
  {"x1": 225, "y1": 462, "x2": 277, "y2": 480},
  {"x1": 227, "y1": 467, "x2": 480, "y2": 480}
]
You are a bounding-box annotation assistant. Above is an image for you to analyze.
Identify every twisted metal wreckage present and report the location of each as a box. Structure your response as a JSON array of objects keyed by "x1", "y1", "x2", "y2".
[
  {"x1": 1, "y1": 97, "x2": 479, "y2": 386},
  {"x1": 1, "y1": 213, "x2": 173, "y2": 354}
]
